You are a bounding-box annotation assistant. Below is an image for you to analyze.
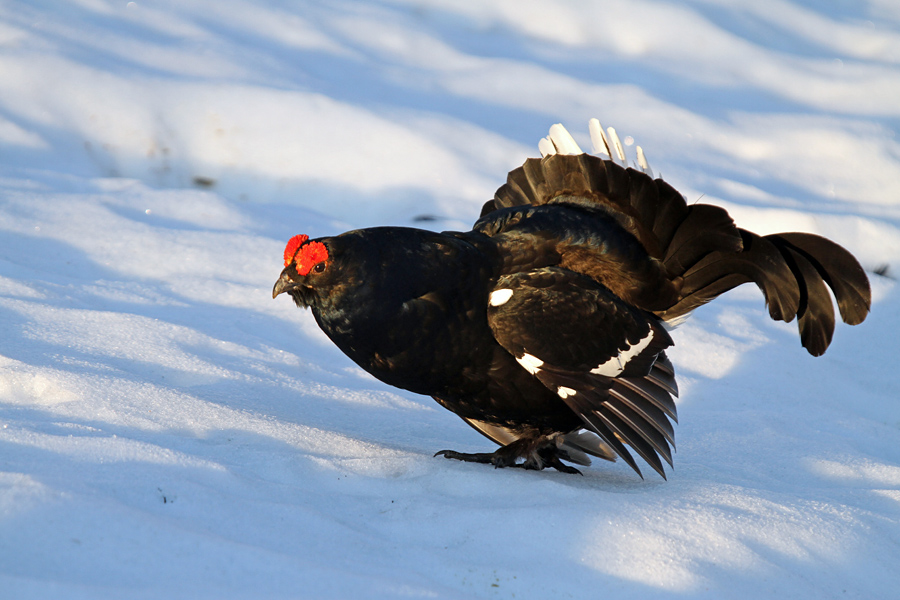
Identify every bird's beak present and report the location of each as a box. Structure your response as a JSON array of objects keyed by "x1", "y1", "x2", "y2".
[{"x1": 272, "y1": 271, "x2": 296, "y2": 299}]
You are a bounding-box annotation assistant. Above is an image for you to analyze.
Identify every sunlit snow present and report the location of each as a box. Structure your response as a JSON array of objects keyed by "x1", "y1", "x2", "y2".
[{"x1": 2, "y1": 1, "x2": 899, "y2": 598}]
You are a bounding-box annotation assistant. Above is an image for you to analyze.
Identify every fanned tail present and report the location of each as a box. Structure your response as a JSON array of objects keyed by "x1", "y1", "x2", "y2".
[{"x1": 485, "y1": 123, "x2": 871, "y2": 356}]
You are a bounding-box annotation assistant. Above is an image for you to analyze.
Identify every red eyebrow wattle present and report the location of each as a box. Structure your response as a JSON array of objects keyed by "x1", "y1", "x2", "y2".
[
  {"x1": 295, "y1": 241, "x2": 329, "y2": 276},
  {"x1": 283, "y1": 234, "x2": 309, "y2": 266}
]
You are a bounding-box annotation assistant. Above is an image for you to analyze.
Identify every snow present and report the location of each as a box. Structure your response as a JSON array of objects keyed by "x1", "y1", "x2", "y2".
[{"x1": 1, "y1": 1, "x2": 899, "y2": 598}]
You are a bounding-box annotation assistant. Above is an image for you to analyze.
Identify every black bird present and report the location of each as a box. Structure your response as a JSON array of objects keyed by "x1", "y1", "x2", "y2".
[{"x1": 273, "y1": 121, "x2": 871, "y2": 478}]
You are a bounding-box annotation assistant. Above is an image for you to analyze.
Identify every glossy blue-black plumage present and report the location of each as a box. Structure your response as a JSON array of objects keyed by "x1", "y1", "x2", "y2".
[{"x1": 274, "y1": 153, "x2": 871, "y2": 478}]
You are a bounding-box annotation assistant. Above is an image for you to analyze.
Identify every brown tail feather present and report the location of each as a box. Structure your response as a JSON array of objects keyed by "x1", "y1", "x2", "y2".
[
  {"x1": 778, "y1": 243, "x2": 836, "y2": 356},
  {"x1": 771, "y1": 232, "x2": 871, "y2": 326}
]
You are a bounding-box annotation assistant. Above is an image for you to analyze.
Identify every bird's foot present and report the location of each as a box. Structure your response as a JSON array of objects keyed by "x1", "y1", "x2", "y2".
[
  {"x1": 538, "y1": 448, "x2": 583, "y2": 475},
  {"x1": 435, "y1": 442, "x2": 582, "y2": 475}
]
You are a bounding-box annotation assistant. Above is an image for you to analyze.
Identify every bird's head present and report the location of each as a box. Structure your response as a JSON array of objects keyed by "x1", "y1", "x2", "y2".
[
  {"x1": 272, "y1": 234, "x2": 332, "y2": 308},
  {"x1": 273, "y1": 227, "x2": 428, "y2": 318}
]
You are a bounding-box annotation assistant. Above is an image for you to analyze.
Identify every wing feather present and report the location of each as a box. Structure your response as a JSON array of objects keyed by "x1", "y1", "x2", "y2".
[{"x1": 487, "y1": 267, "x2": 678, "y2": 478}]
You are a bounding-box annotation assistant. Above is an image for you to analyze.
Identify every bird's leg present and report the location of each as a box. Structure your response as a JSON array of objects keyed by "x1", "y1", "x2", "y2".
[
  {"x1": 433, "y1": 450, "x2": 506, "y2": 465},
  {"x1": 435, "y1": 438, "x2": 581, "y2": 474},
  {"x1": 435, "y1": 438, "x2": 529, "y2": 469}
]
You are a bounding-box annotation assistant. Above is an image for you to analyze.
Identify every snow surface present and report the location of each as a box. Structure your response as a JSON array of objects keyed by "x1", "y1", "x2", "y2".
[{"x1": 2, "y1": 1, "x2": 900, "y2": 598}]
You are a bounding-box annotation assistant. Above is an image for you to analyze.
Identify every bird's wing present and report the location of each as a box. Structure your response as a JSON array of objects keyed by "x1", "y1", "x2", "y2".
[{"x1": 486, "y1": 267, "x2": 677, "y2": 478}]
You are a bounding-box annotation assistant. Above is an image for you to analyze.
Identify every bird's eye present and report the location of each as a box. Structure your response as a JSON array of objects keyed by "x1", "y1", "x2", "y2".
[{"x1": 313, "y1": 262, "x2": 326, "y2": 274}]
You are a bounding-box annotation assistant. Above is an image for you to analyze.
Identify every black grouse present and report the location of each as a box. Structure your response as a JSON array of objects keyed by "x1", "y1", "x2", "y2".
[{"x1": 273, "y1": 120, "x2": 871, "y2": 479}]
